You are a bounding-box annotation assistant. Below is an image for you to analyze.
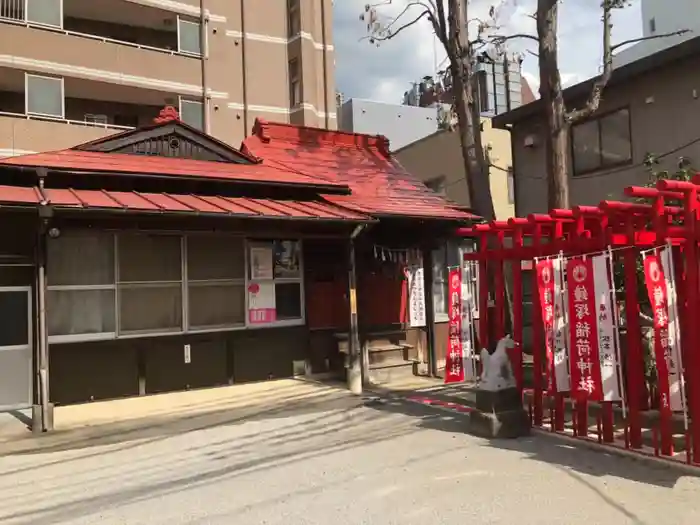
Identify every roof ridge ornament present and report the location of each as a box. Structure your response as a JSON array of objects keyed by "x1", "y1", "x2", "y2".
[{"x1": 153, "y1": 106, "x2": 180, "y2": 124}]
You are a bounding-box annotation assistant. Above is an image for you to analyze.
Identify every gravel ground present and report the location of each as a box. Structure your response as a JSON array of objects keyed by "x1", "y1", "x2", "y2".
[{"x1": 0, "y1": 391, "x2": 699, "y2": 525}]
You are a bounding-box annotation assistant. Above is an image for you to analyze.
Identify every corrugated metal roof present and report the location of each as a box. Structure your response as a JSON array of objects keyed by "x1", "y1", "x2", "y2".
[
  {"x1": 241, "y1": 120, "x2": 477, "y2": 221},
  {"x1": 0, "y1": 149, "x2": 350, "y2": 192},
  {"x1": 0, "y1": 185, "x2": 370, "y2": 222}
]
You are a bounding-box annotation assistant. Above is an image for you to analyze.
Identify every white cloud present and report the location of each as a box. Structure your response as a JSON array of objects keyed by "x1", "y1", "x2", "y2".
[{"x1": 334, "y1": 0, "x2": 643, "y2": 104}]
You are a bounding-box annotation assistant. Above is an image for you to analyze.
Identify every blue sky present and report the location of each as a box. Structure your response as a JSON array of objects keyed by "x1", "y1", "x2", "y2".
[{"x1": 333, "y1": 0, "x2": 643, "y2": 103}]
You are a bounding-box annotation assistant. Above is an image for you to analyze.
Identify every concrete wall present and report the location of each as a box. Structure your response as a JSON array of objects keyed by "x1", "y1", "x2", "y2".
[
  {"x1": 339, "y1": 99, "x2": 441, "y2": 152},
  {"x1": 394, "y1": 119, "x2": 515, "y2": 220},
  {"x1": 510, "y1": 52, "x2": 700, "y2": 217}
]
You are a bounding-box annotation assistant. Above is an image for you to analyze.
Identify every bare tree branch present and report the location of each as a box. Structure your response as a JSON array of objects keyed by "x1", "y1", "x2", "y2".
[
  {"x1": 360, "y1": 10, "x2": 430, "y2": 42},
  {"x1": 611, "y1": 29, "x2": 691, "y2": 52},
  {"x1": 491, "y1": 33, "x2": 539, "y2": 45}
]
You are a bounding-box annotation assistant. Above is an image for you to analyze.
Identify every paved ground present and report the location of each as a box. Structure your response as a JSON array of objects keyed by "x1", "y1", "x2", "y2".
[{"x1": 1, "y1": 381, "x2": 699, "y2": 525}]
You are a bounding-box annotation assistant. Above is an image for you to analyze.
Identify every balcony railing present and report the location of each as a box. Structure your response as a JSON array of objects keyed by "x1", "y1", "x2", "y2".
[
  {"x1": 0, "y1": 0, "x2": 200, "y2": 58},
  {"x1": 0, "y1": 110, "x2": 135, "y2": 132}
]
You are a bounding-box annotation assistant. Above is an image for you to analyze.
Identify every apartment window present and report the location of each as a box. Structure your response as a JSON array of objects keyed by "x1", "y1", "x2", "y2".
[
  {"x1": 0, "y1": 0, "x2": 24, "y2": 21},
  {"x1": 179, "y1": 98, "x2": 203, "y2": 130},
  {"x1": 46, "y1": 232, "x2": 304, "y2": 342},
  {"x1": 289, "y1": 58, "x2": 301, "y2": 107},
  {"x1": 178, "y1": 16, "x2": 201, "y2": 55},
  {"x1": 572, "y1": 108, "x2": 632, "y2": 176},
  {"x1": 289, "y1": 59, "x2": 301, "y2": 106},
  {"x1": 287, "y1": 0, "x2": 300, "y2": 37},
  {"x1": 25, "y1": 73, "x2": 64, "y2": 118},
  {"x1": 507, "y1": 167, "x2": 515, "y2": 204},
  {"x1": 26, "y1": 0, "x2": 62, "y2": 27}
]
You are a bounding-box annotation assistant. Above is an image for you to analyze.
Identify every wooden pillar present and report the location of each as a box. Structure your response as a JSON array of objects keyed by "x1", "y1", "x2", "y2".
[
  {"x1": 347, "y1": 236, "x2": 362, "y2": 394},
  {"x1": 422, "y1": 245, "x2": 438, "y2": 377}
]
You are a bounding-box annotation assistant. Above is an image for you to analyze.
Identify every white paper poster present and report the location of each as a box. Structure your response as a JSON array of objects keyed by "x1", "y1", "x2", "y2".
[
  {"x1": 592, "y1": 254, "x2": 622, "y2": 401},
  {"x1": 408, "y1": 266, "x2": 426, "y2": 327},
  {"x1": 248, "y1": 281, "x2": 276, "y2": 324},
  {"x1": 250, "y1": 245, "x2": 273, "y2": 280},
  {"x1": 659, "y1": 247, "x2": 685, "y2": 412},
  {"x1": 461, "y1": 260, "x2": 478, "y2": 380},
  {"x1": 552, "y1": 257, "x2": 571, "y2": 391}
]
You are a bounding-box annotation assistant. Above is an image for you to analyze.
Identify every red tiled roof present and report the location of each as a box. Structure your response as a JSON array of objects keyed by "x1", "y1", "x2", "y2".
[
  {"x1": 0, "y1": 185, "x2": 370, "y2": 222},
  {"x1": 0, "y1": 149, "x2": 349, "y2": 192},
  {"x1": 241, "y1": 120, "x2": 477, "y2": 221}
]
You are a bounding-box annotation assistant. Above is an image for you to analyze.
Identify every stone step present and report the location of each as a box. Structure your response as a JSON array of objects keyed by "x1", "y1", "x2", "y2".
[{"x1": 368, "y1": 361, "x2": 416, "y2": 385}]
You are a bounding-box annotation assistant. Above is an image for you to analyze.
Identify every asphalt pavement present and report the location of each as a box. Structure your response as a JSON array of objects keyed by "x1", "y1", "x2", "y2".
[{"x1": 1, "y1": 387, "x2": 699, "y2": 525}]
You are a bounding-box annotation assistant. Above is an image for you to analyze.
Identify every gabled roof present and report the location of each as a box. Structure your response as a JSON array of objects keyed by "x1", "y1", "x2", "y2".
[
  {"x1": 241, "y1": 120, "x2": 476, "y2": 221},
  {"x1": 73, "y1": 110, "x2": 257, "y2": 164}
]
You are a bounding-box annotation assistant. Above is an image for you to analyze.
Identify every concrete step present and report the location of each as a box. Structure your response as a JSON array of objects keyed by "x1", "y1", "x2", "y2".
[{"x1": 368, "y1": 361, "x2": 416, "y2": 385}]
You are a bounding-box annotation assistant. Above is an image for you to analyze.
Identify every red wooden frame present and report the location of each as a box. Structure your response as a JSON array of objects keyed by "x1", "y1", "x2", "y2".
[{"x1": 456, "y1": 180, "x2": 700, "y2": 465}]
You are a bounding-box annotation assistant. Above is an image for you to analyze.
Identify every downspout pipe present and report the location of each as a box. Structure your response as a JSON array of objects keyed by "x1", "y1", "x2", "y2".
[
  {"x1": 35, "y1": 169, "x2": 52, "y2": 433},
  {"x1": 200, "y1": 2, "x2": 211, "y2": 134},
  {"x1": 347, "y1": 224, "x2": 367, "y2": 394},
  {"x1": 320, "y1": 0, "x2": 330, "y2": 128}
]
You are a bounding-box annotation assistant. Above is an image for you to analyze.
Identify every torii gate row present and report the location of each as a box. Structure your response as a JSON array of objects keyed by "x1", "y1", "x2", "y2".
[{"x1": 455, "y1": 180, "x2": 700, "y2": 460}]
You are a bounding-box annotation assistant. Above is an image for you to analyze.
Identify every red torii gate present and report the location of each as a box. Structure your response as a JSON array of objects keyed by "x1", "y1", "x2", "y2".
[{"x1": 457, "y1": 181, "x2": 700, "y2": 464}]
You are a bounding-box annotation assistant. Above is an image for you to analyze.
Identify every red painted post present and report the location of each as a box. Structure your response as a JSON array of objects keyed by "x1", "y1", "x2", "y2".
[
  {"x1": 623, "y1": 217, "x2": 645, "y2": 449},
  {"x1": 573, "y1": 213, "x2": 589, "y2": 438},
  {"x1": 550, "y1": 217, "x2": 567, "y2": 433},
  {"x1": 531, "y1": 224, "x2": 544, "y2": 426},
  {"x1": 510, "y1": 220, "x2": 525, "y2": 392},
  {"x1": 478, "y1": 231, "x2": 490, "y2": 354},
  {"x1": 494, "y1": 229, "x2": 506, "y2": 340}
]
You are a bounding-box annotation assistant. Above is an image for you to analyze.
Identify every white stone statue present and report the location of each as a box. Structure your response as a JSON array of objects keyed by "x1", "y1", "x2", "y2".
[{"x1": 479, "y1": 335, "x2": 517, "y2": 391}]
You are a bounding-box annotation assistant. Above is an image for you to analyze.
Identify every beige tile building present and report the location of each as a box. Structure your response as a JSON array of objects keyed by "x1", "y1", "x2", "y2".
[{"x1": 0, "y1": 0, "x2": 335, "y2": 157}]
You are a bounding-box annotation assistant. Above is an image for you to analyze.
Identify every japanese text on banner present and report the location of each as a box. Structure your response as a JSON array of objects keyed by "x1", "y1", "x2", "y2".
[
  {"x1": 592, "y1": 255, "x2": 622, "y2": 402},
  {"x1": 461, "y1": 261, "x2": 478, "y2": 381},
  {"x1": 566, "y1": 258, "x2": 603, "y2": 400},
  {"x1": 552, "y1": 258, "x2": 571, "y2": 392},
  {"x1": 644, "y1": 251, "x2": 684, "y2": 413},
  {"x1": 445, "y1": 268, "x2": 465, "y2": 384},
  {"x1": 536, "y1": 260, "x2": 557, "y2": 393}
]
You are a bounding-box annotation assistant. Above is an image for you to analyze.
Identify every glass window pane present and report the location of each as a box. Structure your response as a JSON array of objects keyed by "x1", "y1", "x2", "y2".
[
  {"x1": 189, "y1": 283, "x2": 245, "y2": 328},
  {"x1": 48, "y1": 231, "x2": 114, "y2": 286},
  {"x1": 178, "y1": 19, "x2": 201, "y2": 54},
  {"x1": 180, "y1": 99, "x2": 203, "y2": 131},
  {"x1": 48, "y1": 289, "x2": 115, "y2": 336},
  {"x1": 572, "y1": 120, "x2": 600, "y2": 174},
  {"x1": 274, "y1": 240, "x2": 301, "y2": 278},
  {"x1": 275, "y1": 282, "x2": 302, "y2": 320},
  {"x1": 118, "y1": 233, "x2": 181, "y2": 282},
  {"x1": 0, "y1": 291, "x2": 29, "y2": 346},
  {"x1": 187, "y1": 236, "x2": 244, "y2": 281},
  {"x1": 26, "y1": 0, "x2": 61, "y2": 27},
  {"x1": 433, "y1": 283, "x2": 447, "y2": 317},
  {"x1": 26, "y1": 75, "x2": 63, "y2": 117},
  {"x1": 600, "y1": 109, "x2": 632, "y2": 166},
  {"x1": 119, "y1": 285, "x2": 182, "y2": 332},
  {"x1": 431, "y1": 246, "x2": 446, "y2": 283}
]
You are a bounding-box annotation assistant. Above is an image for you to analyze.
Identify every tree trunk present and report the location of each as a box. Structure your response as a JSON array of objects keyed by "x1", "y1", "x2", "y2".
[
  {"x1": 537, "y1": 0, "x2": 569, "y2": 210},
  {"x1": 450, "y1": 0, "x2": 495, "y2": 221}
]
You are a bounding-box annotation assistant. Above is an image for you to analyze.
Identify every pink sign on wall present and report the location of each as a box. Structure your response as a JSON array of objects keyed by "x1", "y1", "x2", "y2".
[{"x1": 248, "y1": 282, "x2": 276, "y2": 324}]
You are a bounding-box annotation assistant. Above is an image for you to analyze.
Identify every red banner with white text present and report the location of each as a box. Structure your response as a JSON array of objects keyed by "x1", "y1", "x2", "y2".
[
  {"x1": 536, "y1": 260, "x2": 557, "y2": 393},
  {"x1": 567, "y1": 258, "x2": 603, "y2": 400},
  {"x1": 643, "y1": 254, "x2": 675, "y2": 417},
  {"x1": 445, "y1": 268, "x2": 465, "y2": 384}
]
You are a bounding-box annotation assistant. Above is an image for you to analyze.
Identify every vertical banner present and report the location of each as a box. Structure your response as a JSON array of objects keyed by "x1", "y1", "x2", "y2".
[
  {"x1": 552, "y1": 257, "x2": 571, "y2": 392},
  {"x1": 644, "y1": 251, "x2": 684, "y2": 413},
  {"x1": 407, "y1": 264, "x2": 426, "y2": 328},
  {"x1": 592, "y1": 254, "x2": 622, "y2": 401},
  {"x1": 445, "y1": 268, "x2": 465, "y2": 384},
  {"x1": 461, "y1": 260, "x2": 478, "y2": 381},
  {"x1": 567, "y1": 258, "x2": 604, "y2": 400},
  {"x1": 536, "y1": 260, "x2": 556, "y2": 393}
]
